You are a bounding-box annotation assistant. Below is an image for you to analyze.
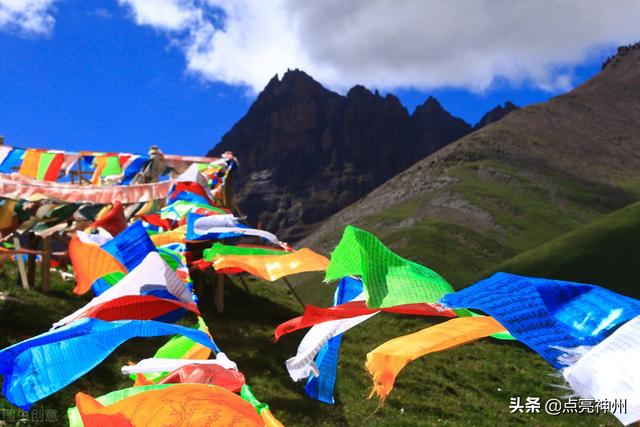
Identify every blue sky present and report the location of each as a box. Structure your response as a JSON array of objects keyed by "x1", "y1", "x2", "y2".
[
  {"x1": 0, "y1": 1, "x2": 633, "y2": 156},
  {"x1": 0, "y1": 1, "x2": 252, "y2": 155}
]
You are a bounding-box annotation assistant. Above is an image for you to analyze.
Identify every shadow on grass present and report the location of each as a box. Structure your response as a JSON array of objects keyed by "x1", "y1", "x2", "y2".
[{"x1": 199, "y1": 275, "x2": 351, "y2": 425}]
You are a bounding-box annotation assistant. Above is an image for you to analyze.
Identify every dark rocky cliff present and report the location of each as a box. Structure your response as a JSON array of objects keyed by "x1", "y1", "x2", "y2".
[{"x1": 210, "y1": 69, "x2": 472, "y2": 241}]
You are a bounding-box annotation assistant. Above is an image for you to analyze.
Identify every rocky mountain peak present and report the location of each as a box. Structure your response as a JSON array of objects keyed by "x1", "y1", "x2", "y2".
[
  {"x1": 601, "y1": 42, "x2": 640, "y2": 70},
  {"x1": 473, "y1": 101, "x2": 519, "y2": 130},
  {"x1": 210, "y1": 72, "x2": 478, "y2": 241},
  {"x1": 416, "y1": 96, "x2": 444, "y2": 114}
]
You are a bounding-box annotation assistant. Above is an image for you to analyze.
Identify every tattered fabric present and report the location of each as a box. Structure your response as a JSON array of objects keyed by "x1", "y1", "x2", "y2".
[
  {"x1": 562, "y1": 315, "x2": 640, "y2": 425},
  {"x1": 54, "y1": 252, "x2": 194, "y2": 329},
  {"x1": 75, "y1": 384, "x2": 263, "y2": 427},
  {"x1": 325, "y1": 225, "x2": 454, "y2": 308},
  {"x1": 276, "y1": 300, "x2": 456, "y2": 341},
  {"x1": 441, "y1": 272, "x2": 640, "y2": 368},
  {"x1": 366, "y1": 316, "x2": 506, "y2": 401},
  {"x1": 0, "y1": 318, "x2": 220, "y2": 409},
  {"x1": 212, "y1": 248, "x2": 329, "y2": 282},
  {"x1": 286, "y1": 292, "x2": 376, "y2": 381},
  {"x1": 0, "y1": 173, "x2": 174, "y2": 203},
  {"x1": 304, "y1": 277, "x2": 363, "y2": 404}
]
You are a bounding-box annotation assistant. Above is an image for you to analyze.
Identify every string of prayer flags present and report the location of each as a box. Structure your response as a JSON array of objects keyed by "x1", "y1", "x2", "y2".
[
  {"x1": 276, "y1": 300, "x2": 456, "y2": 341},
  {"x1": 53, "y1": 252, "x2": 195, "y2": 329},
  {"x1": 130, "y1": 317, "x2": 213, "y2": 384},
  {"x1": 304, "y1": 277, "x2": 363, "y2": 404}
]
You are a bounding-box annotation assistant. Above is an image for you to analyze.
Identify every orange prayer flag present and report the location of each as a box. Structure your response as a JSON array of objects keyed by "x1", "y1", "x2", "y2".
[
  {"x1": 365, "y1": 316, "x2": 506, "y2": 401},
  {"x1": 212, "y1": 248, "x2": 329, "y2": 281},
  {"x1": 17, "y1": 149, "x2": 42, "y2": 178},
  {"x1": 76, "y1": 384, "x2": 263, "y2": 427},
  {"x1": 260, "y1": 409, "x2": 284, "y2": 427},
  {"x1": 150, "y1": 226, "x2": 186, "y2": 246},
  {"x1": 69, "y1": 237, "x2": 127, "y2": 295}
]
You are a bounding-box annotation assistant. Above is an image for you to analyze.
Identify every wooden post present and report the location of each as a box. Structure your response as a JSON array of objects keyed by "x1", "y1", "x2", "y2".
[
  {"x1": 26, "y1": 233, "x2": 38, "y2": 289},
  {"x1": 222, "y1": 173, "x2": 233, "y2": 208},
  {"x1": 40, "y1": 236, "x2": 52, "y2": 293},
  {"x1": 12, "y1": 237, "x2": 29, "y2": 289},
  {"x1": 77, "y1": 160, "x2": 84, "y2": 184},
  {"x1": 214, "y1": 274, "x2": 225, "y2": 313}
]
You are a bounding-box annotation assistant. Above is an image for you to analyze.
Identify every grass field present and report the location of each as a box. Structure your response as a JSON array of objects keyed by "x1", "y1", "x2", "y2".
[
  {"x1": 0, "y1": 259, "x2": 620, "y2": 426},
  {"x1": 483, "y1": 200, "x2": 640, "y2": 299}
]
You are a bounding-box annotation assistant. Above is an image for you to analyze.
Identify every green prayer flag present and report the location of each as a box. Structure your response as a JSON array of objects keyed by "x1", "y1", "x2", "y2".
[
  {"x1": 36, "y1": 152, "x2": 57, "y2": 181},
  {"x1": 325, "y1": 225, "x2": 454, "y2": 308},
  {"x1": 102, "y1": 156, "x2": 122, "y2": 177},
  {"x1": 203, "y1": 242, "x2": 287, "y2": 261},
  {"x1": 240, "y1": 384, "x2": 270, "y2": 414}
]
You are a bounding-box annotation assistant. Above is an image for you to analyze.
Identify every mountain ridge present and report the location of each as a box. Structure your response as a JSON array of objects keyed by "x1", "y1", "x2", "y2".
[
  {"x1": 298, "y1": 44, "x2": 640, "y2": 288},
  {"x1": 209, "y1": 69, "x2": 511, "y2": 241}
]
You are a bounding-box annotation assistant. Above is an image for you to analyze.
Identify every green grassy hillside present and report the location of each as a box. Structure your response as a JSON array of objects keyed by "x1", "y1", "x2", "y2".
[
  {"x1": 0, "y1": 267, "x2": 618, "y2": 426},
  {"x1": 481, "y1": 200, "x2": 640, "y2": 299},
  {"x1": 297, "y1": 156, "x2": 634, "y2": 294}
]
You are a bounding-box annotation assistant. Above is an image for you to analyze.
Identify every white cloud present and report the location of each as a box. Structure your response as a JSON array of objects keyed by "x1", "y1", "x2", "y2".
[
  {"x1": 117, "y1": 0, "x2": 201, "y2": 31},
  {"x1": 121, "y1": 1, "x2": 640, "y2": 93},
  {"x1": 0, "y1": 0, "x2": 56, "y2": 35}
]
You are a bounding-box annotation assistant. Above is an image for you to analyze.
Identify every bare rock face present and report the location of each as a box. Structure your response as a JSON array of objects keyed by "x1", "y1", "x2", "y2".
[{"x1": 210, "y1": 69, "x2": 472, "y2": 241}]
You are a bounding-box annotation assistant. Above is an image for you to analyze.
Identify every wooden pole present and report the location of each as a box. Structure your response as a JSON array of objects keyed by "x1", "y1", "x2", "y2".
[
  {"x1": 40, "y1": 236, "x2": 52, "y2": 293},
  {"x1": 12, "y1": 237, "x2": 29, "y2": 289},
  {"x1": 281, "y1": 277, "x2": 305, "y2": 310},
  {"x1": 77, "y1": 160, "x2": 84, "y2": 184},
  {"x1": 26, "y1": 233, "x2": 38, "y2": 289},
  {"x1": 232, "y1": 202, "x2": 247, "y2": 224},
  {"x1": 214, "y1": 274, "x2": 225, "y2": 313}
]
